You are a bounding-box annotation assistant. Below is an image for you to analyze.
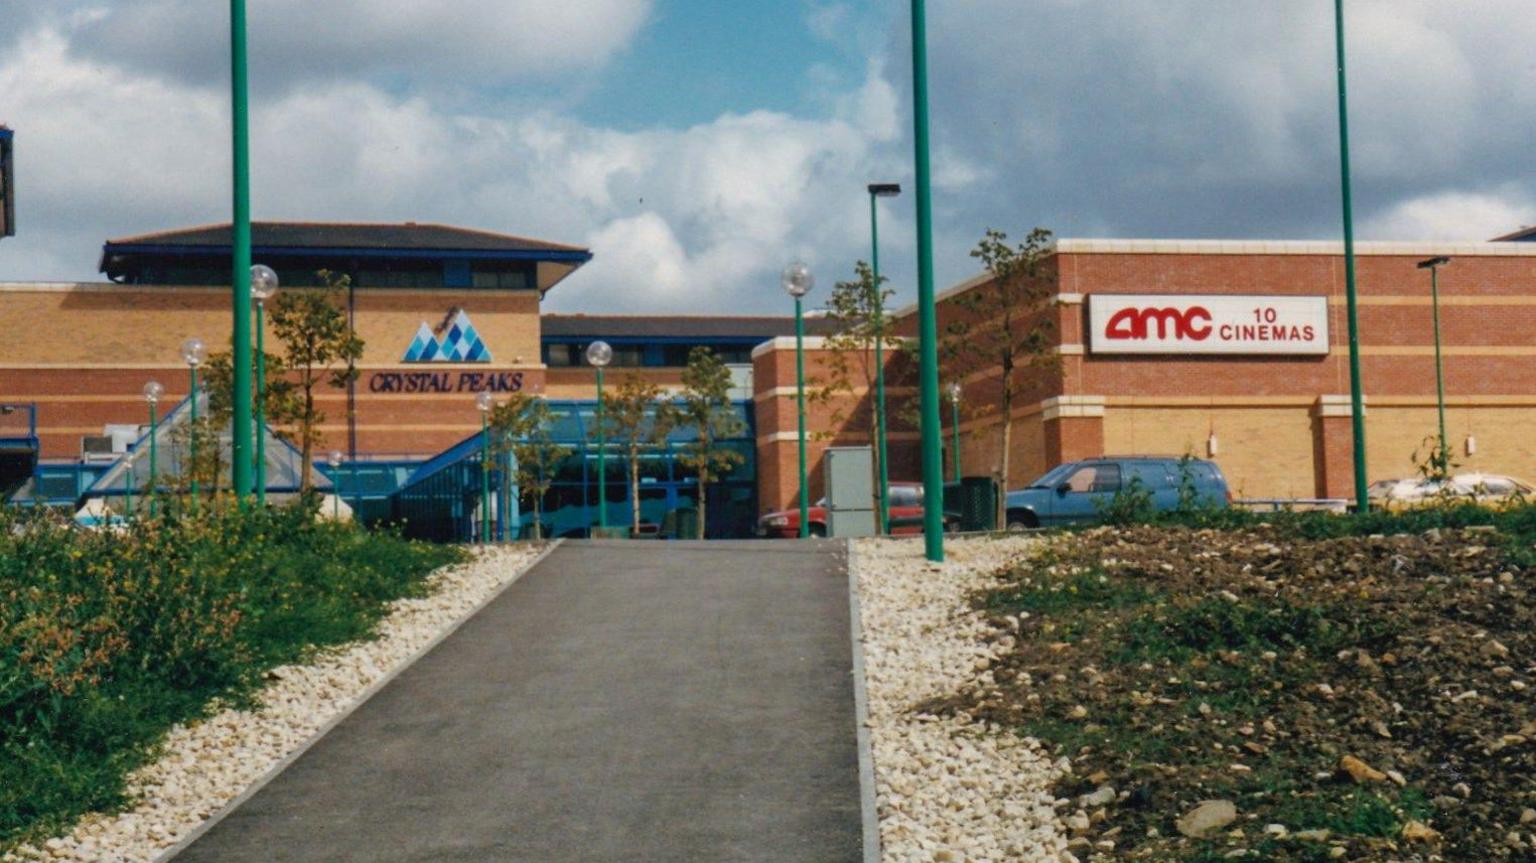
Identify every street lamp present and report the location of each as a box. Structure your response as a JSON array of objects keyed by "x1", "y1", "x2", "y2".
[
  {"x1": 909, "y1": 0, "x2": 945, "y2": 560},
  {"x1": 477, "y1": 390, "x2": 495, "y2": 543},
  {"x1": 1417, "y1": 256, "x2": 1452, "y2": 474},
  {"x1": 181, "y1": 338, "x2": 206, "y2": 506},
  {"x1": 782, "y1": 261, "x2": 815, "y2": 539},
  {"x1": 946, "y1": 381, "x2": 963, "y2": 482},
  {"x1": 124, "y1": 450, "x2": 137, "y2": 518},
  {"x1": 229, "y1": 0, "x2": 256, "y2": 501},
  {"x1": 327, "y1": 450, "x2": 343, "y2": 520},
  {"x1": 143, "y1": 380, "x2": 163, "y2": 515},
  {"x1": 868, "y1": 182, "x2": 901, "y2": 534},
  {"x1": 1333, "y1": 0, "x2": 1369, "y2": 512},
  {"x1": 586, "y1": 340, "x2": 612, "y2": 534},
  {"x1": 250, "y1": 264, "x2": 278, "y2": 506}
]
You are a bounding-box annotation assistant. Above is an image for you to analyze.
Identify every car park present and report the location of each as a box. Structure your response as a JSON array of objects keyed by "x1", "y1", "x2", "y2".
[{"x1": 1004, "y1": 456, "x2": 1229, "y2": 529}]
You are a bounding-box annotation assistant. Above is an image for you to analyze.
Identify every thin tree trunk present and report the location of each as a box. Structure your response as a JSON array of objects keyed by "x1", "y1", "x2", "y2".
[
  {"x1": 696, "y1": 475, "x2": 707, "y2": 540},
  {"x1": 630, "y1": 444, "x2": 641, "y2": 536},
  {"x1": 300, "y1": 377, "x2": 315, "y2": 492},
  {"x1": 533, "y1": 496, "x2": 543, "y2": 540},
  {"x1": 998, "y1": 379, "x2": 1013, "y2": 528}
]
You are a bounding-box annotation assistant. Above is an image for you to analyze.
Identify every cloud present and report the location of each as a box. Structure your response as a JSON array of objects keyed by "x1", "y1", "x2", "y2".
[
  {"x1": 0, "y1": 23, "x2": 902, "y2": 315},
  {"x1": 1361, "y1": 189, "x2": 1535, "y2": 241},
  {"x1": 58, "y1": 0, "x2": 653, "y2": 93}
]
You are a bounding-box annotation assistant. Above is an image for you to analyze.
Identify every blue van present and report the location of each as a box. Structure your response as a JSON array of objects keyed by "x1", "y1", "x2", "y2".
[{"x1": 1004, "y1": 456, "x2": 1229, "y2": 529}]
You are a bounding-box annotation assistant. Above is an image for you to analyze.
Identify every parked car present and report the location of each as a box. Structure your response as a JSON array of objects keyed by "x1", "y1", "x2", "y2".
[
  {"x1": 1369, "y1": 473, "x2": 1533, "y2": 509},
  {"x1": 1004, "y1": 456, "x2": 1230, "y2": 529},
  {"x1": 756, "y1": 482, "x2": 954, "y2": 538}
]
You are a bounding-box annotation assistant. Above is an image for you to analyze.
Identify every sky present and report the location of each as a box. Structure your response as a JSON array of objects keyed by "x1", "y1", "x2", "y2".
[{"x1": 0, "y1": 0, "x2": 1533, "y2": 314}]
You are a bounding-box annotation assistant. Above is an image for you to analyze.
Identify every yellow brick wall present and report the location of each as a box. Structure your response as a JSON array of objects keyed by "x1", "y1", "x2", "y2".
[
  {"x1": 1364, "y1": 404, "x2": 1536, "y2": 484},
  {"x1": 1103, "y1": 406, "x2": 1316, "y2": 499},
  {"x1": 0, "y1": 285, "x2": 543, "y2": 369}
]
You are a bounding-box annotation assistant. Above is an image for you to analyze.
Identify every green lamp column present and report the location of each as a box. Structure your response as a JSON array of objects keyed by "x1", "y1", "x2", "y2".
[
  {"x1": 782, "y1": 262, "x2": 815, "y2": 539},
  {"x1": 586, "y1": 341, "x2": 613, "y2": 533}
]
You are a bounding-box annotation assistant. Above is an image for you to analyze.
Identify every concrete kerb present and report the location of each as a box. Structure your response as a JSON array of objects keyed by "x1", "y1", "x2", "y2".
[
  {"x1": 153, "y1": 539, "x2": 564, "y2": 863},
  {"x1": 846, "y1": 538, "x2": 882, "y2": 863}
]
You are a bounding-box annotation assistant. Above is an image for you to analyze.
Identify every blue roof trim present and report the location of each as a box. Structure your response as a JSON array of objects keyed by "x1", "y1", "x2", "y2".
[
  {"x1": 102, "y1": 243, "x2": 594, "y2": 263},
  {"x1": 541, "y1": 335, "x2": 767, "y2": 345},
  {"x1": 0, "y1": 128, "x2": 12, "y2": 141}
]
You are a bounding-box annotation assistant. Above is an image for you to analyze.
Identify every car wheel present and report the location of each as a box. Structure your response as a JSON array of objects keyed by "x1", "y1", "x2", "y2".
[
  {"x1": 1005, "y1": 510, "x2": 1037, "y2": 531},
  {"x1": 808, "y1": 523, "x2": 827, "y2": 538}
]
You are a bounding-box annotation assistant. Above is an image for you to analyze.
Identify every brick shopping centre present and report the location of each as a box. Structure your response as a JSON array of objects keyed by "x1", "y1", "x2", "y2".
[{"x1": 4, "y1": 222, "x2": 1536, "y2": 533}]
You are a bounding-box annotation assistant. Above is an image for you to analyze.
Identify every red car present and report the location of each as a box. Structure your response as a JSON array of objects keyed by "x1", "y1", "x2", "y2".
[{"x1": 756, "y1": 482, "x2": 951, "y2": 538}]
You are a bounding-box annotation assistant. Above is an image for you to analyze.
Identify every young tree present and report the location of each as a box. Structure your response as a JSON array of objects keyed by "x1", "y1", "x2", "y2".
[
  {"x1": 942, "y1": 227, "x2": 1059, "y2": 523},
  {"x1": 202, "y1": 345, "x2": 301, "y2": 486},
  {"x1": 810, "y1": 261, "x2": 897, "y2": 523},
  {"x1": 267, "y1": 270, "x2": 363, "y2": 490},
  {"x1": 600, "y1": 373, "x2": 673, "y2": 536},
  {"x1": 489, "y1": 393, "x2": 572, "y2": 540},
  {"x1": 674, "y1": 347, "x2": 747, "y2": 539}
]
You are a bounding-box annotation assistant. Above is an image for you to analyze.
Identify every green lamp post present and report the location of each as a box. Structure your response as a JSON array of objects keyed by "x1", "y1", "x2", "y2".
[
  {"x1": 327, "y1": 450, "x2": 343, "y2": 520},
  {"x1": 586, "y1": 340, "x2": 612, "y2": 533},
  {"x1": 1332, "y1": 0, "x2": 1369, "y2": 512},
  {"x1": 909, "y1": 0, "x2": 945, "y2": 561},
  {"x1": 142, "y1": 380, "x2": 163, "y2": 515},
  {"x1": 181, "y1": 338, "x2": 206, "y2": 508},
  {"x1": 868, "y1": 182, "x2": 901, "y2": 534},
  {"x1": 250, "y1": 264, "x2": 278, "y2": 506},
  {"x1": 124, "y1": 451, "x2": 137, "y2": 518},
  {"x1": 782, "y1": 261, "x2": 815, "y2": 539},
  {"x1": 1417, "y1": 256, "x2": 1452, "y2": 474},
  {"x1": 477, "y1": 390, "x2": 495, "y2": 543},
  {"x1": 229, "y1": 0, "x2": 255, "y2": 501},
  {"x1": 946, "y1": 381, "x2": 962, "y2": 482}
]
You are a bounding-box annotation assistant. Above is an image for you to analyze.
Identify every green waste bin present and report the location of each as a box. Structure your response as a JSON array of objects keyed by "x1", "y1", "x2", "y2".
[
  {"x1": 948, "y1": 476, "x2": 998, "y2": 532},
  {"x1": 661, "y1": 507, "x2": 699, "y2": 540}
]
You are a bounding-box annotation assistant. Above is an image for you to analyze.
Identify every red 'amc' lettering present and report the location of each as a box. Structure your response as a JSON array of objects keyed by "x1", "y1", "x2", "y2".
[{"x1": 1104, "y1": 306, "x2": 1213, "y2": 341}]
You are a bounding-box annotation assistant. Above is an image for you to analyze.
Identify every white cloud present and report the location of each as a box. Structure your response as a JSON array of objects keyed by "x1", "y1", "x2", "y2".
[{"x1": 1362, "y1": 189, "x2": 1535, "y2": 242}]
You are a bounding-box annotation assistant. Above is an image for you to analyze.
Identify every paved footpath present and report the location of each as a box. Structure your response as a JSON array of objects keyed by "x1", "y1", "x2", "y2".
[{"x1": 173, "y1": 540, "x2": 864, "y2": 863}]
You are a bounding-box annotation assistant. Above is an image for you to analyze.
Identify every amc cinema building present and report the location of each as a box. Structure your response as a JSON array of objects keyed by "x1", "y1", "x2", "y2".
[{"x1": 3, "y1": 222, "x2": 1536, "y2": 533}]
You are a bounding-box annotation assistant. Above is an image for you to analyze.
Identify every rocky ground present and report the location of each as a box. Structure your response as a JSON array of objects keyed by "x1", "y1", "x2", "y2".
[
  {"x1": 854, "y1": 535, "x2": 1068, "y2": 862},
  {"x1": 2, "y1": 543, "x2": 545, "y2": 863},
  {"x1": 932, "y1": 526, "x2": 1534, "y2": 862}
]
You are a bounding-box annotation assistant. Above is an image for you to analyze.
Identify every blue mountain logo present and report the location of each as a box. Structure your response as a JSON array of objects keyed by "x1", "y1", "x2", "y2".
[{"x1": 402, "y1": 310, "x2": 492, "y2": 363}]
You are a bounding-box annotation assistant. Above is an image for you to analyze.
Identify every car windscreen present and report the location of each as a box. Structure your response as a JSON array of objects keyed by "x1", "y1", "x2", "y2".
[{"x1": 1026, "y1": 463, "x2": 1076, "y2": 489}]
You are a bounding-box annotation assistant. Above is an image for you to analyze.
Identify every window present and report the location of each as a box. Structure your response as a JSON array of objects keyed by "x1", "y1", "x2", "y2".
[
  {"x1": 1064, "y1": 464, "x2": 1121, "y2": 493},
  {"x1": 890, "y1": 486, "x2": 921, "y2": 507}
]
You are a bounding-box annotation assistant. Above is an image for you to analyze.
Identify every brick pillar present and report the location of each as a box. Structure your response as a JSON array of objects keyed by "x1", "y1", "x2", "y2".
[
  {"x1": 1312, "y1": 395, "x2": 1365, "y2": 499},
  {"x1": 1042, "y1": 396, "x2": 1106, "y2": 470}
]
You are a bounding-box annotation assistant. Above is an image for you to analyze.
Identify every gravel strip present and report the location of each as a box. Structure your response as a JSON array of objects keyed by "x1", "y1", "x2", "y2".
[
  {"x1": 854, "y1": 535, "x2": 1068, "y2": 863},
  {"x1": 4, "y1": 543, "x2": 546, "y2": 863}
]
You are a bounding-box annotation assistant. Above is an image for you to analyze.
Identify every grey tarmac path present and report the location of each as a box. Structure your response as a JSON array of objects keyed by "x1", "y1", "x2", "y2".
[{"x1": 173, "y1": 539, "x2": 863, "y2": 863}]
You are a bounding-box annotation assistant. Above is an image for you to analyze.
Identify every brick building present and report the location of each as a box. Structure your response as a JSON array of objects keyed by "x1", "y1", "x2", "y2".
[{"x1": 753, "y1": 239, "x2": 1536, "y2": 510}]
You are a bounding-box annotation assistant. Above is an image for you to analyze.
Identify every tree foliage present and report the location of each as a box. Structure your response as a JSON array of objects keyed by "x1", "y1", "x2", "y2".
[
  {"x1": 267, "y1": 270, "x2": 363, "y2": 490},
  {"x1": 673, "y1": 347, "x2": 747, "y2": 538},
  {"x1": 599, "y1": 374, "x2": 673, "y2": 536},
  {"x1": 489, "y1": 393, "x2": 571, "y2": 540},
  {"x1": 942, "y1": 227, "x2": 1059, "y2": 520}
]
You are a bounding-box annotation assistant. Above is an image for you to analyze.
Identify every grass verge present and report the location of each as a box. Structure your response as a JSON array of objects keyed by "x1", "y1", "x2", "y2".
[{"x1": 0, "y1": 501, "x2": 465, "y2": 851}]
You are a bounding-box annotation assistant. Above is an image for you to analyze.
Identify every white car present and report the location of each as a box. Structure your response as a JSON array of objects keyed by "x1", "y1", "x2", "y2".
[{"x1": 1369, "y1": 473, "x2": 1533, "y2": 508}]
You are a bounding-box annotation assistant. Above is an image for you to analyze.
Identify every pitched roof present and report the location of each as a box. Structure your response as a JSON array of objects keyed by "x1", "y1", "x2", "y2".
[
  {"x1": 1490, "y1": 226, "x2": 1536, "y2": 242},
  {"x1": 540, "y1": 314, "x2": 839, "y2": 341},
  {"x1": 105, "y1": 221, "x2": 587, "y2": 254}
]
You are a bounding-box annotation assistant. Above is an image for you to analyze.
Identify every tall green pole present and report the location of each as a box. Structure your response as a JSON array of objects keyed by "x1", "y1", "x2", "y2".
[
  {"x1": 795, "y1": 296, "x2": 810, "y2": 538},
  {"x1": 870, "y1": 191, "x2": 892, "y2": 535},
  {"x1": 480, "y1": 412, "x2": 491, "y2": 543},
  {"x1": 255, "y1": 300, "x2": 266, "y2": 505},
  {"x1": 229, "y1": 0, "x2": 254, "y2": 500},
  {"x1": 1429, "y1": 265, "x2": 1449, "y2": 471},
  {"x1": 147, "y1": 402, "x2": 158, "y2": 517},
  {"x1": 1334, "y1": 0, "x2": 1369, "y2": 512},
  {"x1": 189, "y1": 367, "x2": 200, "y2": 509},
  {"x1": 596, "y1": 368, "x2": 607, "y2": 531},
  {"x1": 950, "y1": 398, "x2": 962, "y2": 482},
  {"x1": 910, "y1": 0, "x2": 944, "y2": 561}
]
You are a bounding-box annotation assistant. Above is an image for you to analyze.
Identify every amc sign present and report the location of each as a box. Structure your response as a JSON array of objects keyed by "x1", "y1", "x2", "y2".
[{"x1": 1087, "y1": 294, "x2": 1330, "y2": 356}]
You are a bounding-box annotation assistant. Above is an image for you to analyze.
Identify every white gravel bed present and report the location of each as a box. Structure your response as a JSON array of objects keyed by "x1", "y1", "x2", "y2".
[
  {"x1": 4, "y1": 543, "x2": 547, "y2": 863},
  {"x1": 855, "y1": 535, "x2": 1069, "y2": 863}
]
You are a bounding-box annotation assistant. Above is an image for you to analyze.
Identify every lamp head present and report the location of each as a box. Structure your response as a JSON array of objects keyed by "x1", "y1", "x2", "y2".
[
  {"x1": 181, "y1": 338, "x2": 206, "y2": 367},
  {"x1": 1417, "y1": 256, "x2": 1451, "y2": 269},
  {"x1": 585, "y1": 340, "x2": 613, "y2": 368},
  {"x1": 476, "y1": 390, "x2": 495, "y2": 413},
  {"x1": 142, "y1": 380, "x2": 164, "y2": 405},
  {"x1": 868, "y1": 182, "x2": 902, "y2": 198},
  {"x1": 945, "y1": 381, "x2": 962, "y2": 404},
  {"x1": 250, "y1": 264, "x2": 279, "y2": 302},
  {"x1": 781, "y1": 261, "x2": 815, "y2": 298},
  {"x1": 327, "y1": 450, "x2": 344, "y2": 468}
]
